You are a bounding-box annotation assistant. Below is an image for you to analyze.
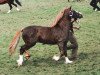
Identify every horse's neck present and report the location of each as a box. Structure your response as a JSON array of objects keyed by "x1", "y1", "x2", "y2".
[{"x1": 58, "y1": 17, "x2": 71, "y2": 29}]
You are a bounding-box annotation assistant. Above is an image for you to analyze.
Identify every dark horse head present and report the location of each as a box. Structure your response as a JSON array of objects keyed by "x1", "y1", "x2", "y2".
[
  {"x1": 51, "y1": 6, "x2": 83, "y2": 27},
  {"x1": 0, "y1": 0, "x2": 22, "y2": 13},
  {"x1": 9, "y1": 7, "x2": 83, "y2": 66},
  {"x1": 64, "y1": 8, "x2": 83, "y2": 33},
  {"x1": 68, "y1": 10, "x2": 83, "y2": 22}
]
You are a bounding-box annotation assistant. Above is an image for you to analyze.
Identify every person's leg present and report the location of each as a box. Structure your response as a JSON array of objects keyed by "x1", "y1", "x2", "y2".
[
  {"x1": 90, "y1": 0, "x2": 100, "y2": 11},
  {"x1": 94, "y1": 2, "x2": 100, "y2": 11},
  {"x1": 90, "y1": 0, "x2": 96, "y2": 10}
]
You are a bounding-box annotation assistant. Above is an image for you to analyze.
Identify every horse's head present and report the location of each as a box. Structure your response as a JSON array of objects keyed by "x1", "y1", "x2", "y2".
[
  {"x1": 51, "y1": 7, "x2": 83, "y2": 27},
  {"x1": 63, "y1": 6, "x2": 83, "y2": 22},
  {"x1": 69, "y1": 10, "x2": 83, "y2": 22}
]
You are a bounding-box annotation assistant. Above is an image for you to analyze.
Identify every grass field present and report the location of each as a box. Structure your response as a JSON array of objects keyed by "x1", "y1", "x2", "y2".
[{"x1": 0, "y1": 0, "x2": 100, "y2": 75}]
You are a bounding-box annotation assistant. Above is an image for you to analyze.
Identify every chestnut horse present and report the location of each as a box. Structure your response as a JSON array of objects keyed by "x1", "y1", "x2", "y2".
[
  {"x1": 0, "y1": 0, "x2": 22, "y2": 13},
  {"x1": 9, "y1": 7, "x2": 83, "y2": 66}
]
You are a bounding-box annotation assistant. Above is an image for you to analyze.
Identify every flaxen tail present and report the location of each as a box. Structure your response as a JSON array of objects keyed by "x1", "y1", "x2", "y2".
[
  {"x1": 15, "y1": 0, "x2": 22, "y2": 6},
  {"x1": 9, "y1": 29, "x2": 22, "y2": 55}
]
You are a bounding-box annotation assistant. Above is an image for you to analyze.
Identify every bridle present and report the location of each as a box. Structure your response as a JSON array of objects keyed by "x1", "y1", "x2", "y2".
[{"x1": 69, "y1": 10, "x2": 82, "y2": 23}]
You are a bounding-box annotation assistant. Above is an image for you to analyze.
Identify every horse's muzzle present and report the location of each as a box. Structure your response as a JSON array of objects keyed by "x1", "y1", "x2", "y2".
[{"x1": 79, "y1": 14, "x2": 83, "y2": 18}]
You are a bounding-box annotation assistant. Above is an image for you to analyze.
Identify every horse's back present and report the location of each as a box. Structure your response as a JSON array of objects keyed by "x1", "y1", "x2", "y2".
[
  {"x1": 22, "y1": 26, "x2": 51, "y2": 42},
  {"x1": 22, "y1": 25, "x2": 52, "y2": 38},
  {"x1": 22, "y1": 26, "x2": 59, "y2": 44},
  {"x1": 23, "y1": 26, "x2": 51, "y2": 34}
]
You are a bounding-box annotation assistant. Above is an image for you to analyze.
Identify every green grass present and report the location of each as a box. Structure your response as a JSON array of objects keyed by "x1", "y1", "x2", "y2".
[{"x1": 0, "y1": 0, "x2": 100, "y2": 75}]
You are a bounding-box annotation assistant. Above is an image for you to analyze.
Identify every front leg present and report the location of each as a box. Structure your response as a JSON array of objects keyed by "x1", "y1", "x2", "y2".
[
  {"x1": 63, "y1": 42, "x2": 73, "y2": 64},
  {"x1": 53, "y1": 42, "x2": 72, "y2": 64},
  {"x1": 68, "y1": 32, "x2": 78, "y2": 60},
  {"x1": 52, "y1": 42, "x2": 65, "y2": 61}
]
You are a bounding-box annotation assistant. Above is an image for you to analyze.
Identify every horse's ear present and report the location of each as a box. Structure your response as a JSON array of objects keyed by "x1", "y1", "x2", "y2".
[{"x1": 69, "y1": 6, "x2": 72, "y2": 10}]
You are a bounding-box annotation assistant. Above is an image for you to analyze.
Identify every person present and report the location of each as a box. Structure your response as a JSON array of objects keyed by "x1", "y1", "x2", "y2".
[{"x1": 90, "y1": 0, "x2": 100, "y2": 11}]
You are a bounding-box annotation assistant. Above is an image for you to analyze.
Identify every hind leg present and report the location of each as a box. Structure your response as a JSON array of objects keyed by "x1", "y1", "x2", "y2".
[
  {"x1": 17, "y1": 43, "x2": 36, "y2": 66},
  {"x1": 24, "y1": 50, "x2": 31, "y2": 60}
]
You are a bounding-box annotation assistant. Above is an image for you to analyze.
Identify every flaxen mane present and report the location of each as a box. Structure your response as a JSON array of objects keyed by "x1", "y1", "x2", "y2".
[{"x1": 51, "y1": 8, "x2": 65, "y2": 27}]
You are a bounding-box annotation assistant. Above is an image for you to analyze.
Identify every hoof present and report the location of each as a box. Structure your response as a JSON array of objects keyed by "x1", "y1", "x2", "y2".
[
  {"x1": 95, "y1": 9, "x2": 97, "y2": 11},
  {"x1": 17, "y1": 60, "x2": 23, "y2": 67},
  {"x1": 52, "y1": 55, "x2": 60, "y2": 61},
  {"x1": 65, "y1": 60, "x2": 73, "y2": 64},
  {"x1": 65, "y1": 57, "x2": 73, "y2": 64},
  {"x1": 16, "y1": 8, "x2": 20, "y2": 11},
  {"x1": 7, "y1": 10, "x2": 11, "y2": 13}
]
